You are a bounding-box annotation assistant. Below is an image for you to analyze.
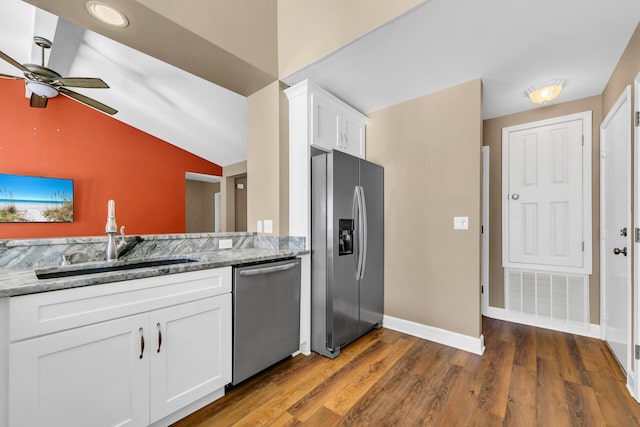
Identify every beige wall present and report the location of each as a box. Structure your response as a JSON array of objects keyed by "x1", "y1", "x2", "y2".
[
  {"x1": 136, "y1": 0, "x2": 278, "y2": 78},
  {"x1": 602, "y1": 23, "x2": 640, "y2": 114},
  {"x1": 246, "y1": 81, "x2": 289, "y2": 235},
  {"x1": 277, "y1": 0, "x2": 425, "y2": 78},
  {"x1": 367, "y1": 79, "x2": 483, "y2": 338},
  {"x1": 221, "y1": 161, "x2": 247, "y2": 232},
  {"x1": 483, "y1": 97, "x2": 603, "y2": 323},
  {"x1": 185, "y1": 180, "x2": 220, "y2": 233}
]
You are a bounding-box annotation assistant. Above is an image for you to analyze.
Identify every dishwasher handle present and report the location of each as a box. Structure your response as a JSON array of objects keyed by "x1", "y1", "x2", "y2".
[{"x1": 238, "y1": 262, "x2": 297, "y2": 277}]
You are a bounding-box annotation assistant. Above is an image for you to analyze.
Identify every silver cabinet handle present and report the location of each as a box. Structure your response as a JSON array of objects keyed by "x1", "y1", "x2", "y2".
[
  {"x1": 238, "y1": 262, "x2": 297, "y2": 277},
  {"x1": 511, "y1": 193, "x2": 520, "y2": 200},
  {"x1": 157, "y1": 323, "x2": 162, "y2": 353},
  {"x1": 613, "y1": 247, "x2": 628, "y2": 256},
  {"x1": 139, "y1": 327, "x2": 145, "y2": 359}
]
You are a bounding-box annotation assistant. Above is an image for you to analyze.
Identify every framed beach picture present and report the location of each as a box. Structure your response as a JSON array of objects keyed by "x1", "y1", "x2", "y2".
[{"x1": 0, "y1": 174, "x2": 74, "y2": 223}]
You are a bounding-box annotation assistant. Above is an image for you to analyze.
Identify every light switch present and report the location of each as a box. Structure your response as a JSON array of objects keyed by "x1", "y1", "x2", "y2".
[
  {"x1": 264, "y1": 219, "x2": 273, "y2": 234},
  {"x1": 454, "y1": 216, "x2": 469, "y2": 230},
  {"x1": 257, "y1": 220, "x2": 263, "y2": 233}
]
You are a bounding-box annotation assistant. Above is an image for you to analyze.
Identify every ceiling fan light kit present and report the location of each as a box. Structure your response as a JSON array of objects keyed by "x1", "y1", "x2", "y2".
[
  {"x1": 86, "y1": 1, "x2": 129, "y2": 28},
  {"x1": 0, "y1": 36, "x2": 117, "y2": 115},
  {"x1": 27, "y1": 81, "x2": 58, "y2": 98},
  {"x1": 526, "y1": 79, "x2": 566, "y2": 104}
]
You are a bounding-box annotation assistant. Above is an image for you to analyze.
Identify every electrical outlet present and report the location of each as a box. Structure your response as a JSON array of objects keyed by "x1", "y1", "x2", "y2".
[
  {"x1": 264, "y1": 220, "x2": 273, "y2": 234},
  {"x1": 257, "y1": 220, "x2": 263, "y2": 233},
  {"x1": 219, "y1": 239, "x2": 233, "y2": 249},
  {"x1": 454, "y1": 216, "x2": 469, "y2": 230}
]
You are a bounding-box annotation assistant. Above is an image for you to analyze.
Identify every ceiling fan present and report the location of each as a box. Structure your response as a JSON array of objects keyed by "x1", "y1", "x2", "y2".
[{"x1": 0, "y1": 36, "x2": 117, "y2": 115}]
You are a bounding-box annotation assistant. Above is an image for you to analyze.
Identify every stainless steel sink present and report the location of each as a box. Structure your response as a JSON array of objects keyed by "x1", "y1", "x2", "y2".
[{"x1": 35, "y1": 258, "x2": 198, "y2": 280}]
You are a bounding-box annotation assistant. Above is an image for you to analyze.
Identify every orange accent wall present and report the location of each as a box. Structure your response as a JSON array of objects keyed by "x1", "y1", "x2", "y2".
[{"x1": 0, "y1": 80, "x2": 222, "y2": 239}]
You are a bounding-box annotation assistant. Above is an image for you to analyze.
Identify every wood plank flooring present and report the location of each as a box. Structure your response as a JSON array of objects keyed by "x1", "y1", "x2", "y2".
[{"x1": 172, "y1": 317, "x2": 640, "y2": 426}]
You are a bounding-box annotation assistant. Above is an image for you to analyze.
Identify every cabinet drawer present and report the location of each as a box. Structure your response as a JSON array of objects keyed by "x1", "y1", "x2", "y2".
[{"x1": 9, "y1": 267, "x2": 231, "y2": 342}]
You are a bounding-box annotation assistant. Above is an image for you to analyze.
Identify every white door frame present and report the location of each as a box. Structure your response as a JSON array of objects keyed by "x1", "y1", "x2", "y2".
[
  {"x1": 600, "y1": 84, "x2": 633, "y2": 392},
  {"x1": 634, "y1": 73, "x2": 640, "y2": 401},
  {"x1": 482, "y1": 146, "x2": 490, "y2": 315}
]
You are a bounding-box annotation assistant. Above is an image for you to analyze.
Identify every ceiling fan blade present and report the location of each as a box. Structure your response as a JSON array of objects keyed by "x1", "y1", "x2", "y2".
[
  {"x1": 55, "y1": 77, "x2": 109, "y2": 89},
  {"x1": 0, "y1": 73, "x2": 24, "y2": 80},
  {"x1": 59, "y1": 87, "x2": 117, "y2": 115},
  {"x1": 0, "y1": 50, "x2": 30, "y2": 74},
  {"x1": 30, "y1": 93, "x2": 48, "y2": 108}
]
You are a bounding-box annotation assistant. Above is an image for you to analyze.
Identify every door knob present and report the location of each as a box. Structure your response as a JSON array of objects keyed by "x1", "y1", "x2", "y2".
[
  {"x1": 613, "y1": 247, "x2": 627, "y2": 256},
  {"x1": 511, "y1": 193, "x2": 520, "y2": 200}
]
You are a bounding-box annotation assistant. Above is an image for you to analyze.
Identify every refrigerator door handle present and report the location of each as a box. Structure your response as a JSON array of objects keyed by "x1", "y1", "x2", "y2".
[
  {"x1": 352, "y1": 187, "x2": 361, "y2": 279},
  {"x1": 359, "y1": 186, "x2": 368, "y2": 280},
  {"x1": 354, "y1": 186, "x2": 364, "y2": 279}
]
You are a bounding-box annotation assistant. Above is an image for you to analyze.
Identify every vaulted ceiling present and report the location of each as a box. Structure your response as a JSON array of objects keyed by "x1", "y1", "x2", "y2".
[{"x1": 1, "y1": 0, "x2": 639, "y2": 167}]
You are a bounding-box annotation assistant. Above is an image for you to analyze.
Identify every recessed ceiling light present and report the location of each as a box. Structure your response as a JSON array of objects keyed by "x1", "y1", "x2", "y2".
[
  {"x1": 86, "y1": 1, "x2": 129, "y2": 28},
  {"x1": 525, "y1": 80, "x2": 566, "y2": 104}
]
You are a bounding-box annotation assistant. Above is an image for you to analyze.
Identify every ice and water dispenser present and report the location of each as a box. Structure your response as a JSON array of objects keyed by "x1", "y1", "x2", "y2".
[{"x1": 338, "y1": 219, "x2": 353, "y2": 256}]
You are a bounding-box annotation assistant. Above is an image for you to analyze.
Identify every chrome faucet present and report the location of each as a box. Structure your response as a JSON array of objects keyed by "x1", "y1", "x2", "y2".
[
  {"x1": 106, "y1": 226, "x2": 129, "y2": 261},
  {"x1": 105, "y1": 200, "x2": 129, "y2": 261}
]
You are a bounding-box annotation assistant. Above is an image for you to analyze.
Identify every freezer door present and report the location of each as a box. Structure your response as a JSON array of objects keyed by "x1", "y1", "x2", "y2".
[
  {"x1": 358, "y1": 158, "x2": 384, "y2": 334},
  {"x1": 327, "y1": 150, "x2": 361, "y2": 350}
]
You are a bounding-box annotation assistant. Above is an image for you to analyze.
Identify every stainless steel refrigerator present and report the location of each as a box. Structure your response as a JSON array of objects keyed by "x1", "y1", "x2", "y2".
[{"x1": 311, "y1": 149, "x2": 384, "y2": 359}]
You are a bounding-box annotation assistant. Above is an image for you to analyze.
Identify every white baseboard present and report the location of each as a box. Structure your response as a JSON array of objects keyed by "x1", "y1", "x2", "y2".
[
  {"x1": 383, "y1": 315, "x2": 485, "y2": 356},
  {"x1": 628, "y1": 370, "x2": 637, "y2": 402},
  {"x1": 483, "y1": 306, "x2": 601, "y2": 339}
]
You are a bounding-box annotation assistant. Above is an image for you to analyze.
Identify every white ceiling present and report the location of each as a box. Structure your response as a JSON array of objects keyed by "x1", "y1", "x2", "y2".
[
  {"x1": 2, "y1": 0, "x2": 640, "y2": 169},
  {"x1": 284, "y1": 0, "x2": 640, "y2": 119}
]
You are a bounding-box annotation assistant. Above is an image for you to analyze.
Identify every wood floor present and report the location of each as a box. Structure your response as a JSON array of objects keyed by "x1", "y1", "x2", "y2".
[{"x1": 172, "y1": 317, "x2": 640, "y2": 426}]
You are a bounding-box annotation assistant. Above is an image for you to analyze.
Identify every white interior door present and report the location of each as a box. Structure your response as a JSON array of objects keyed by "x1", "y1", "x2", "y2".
[
  {"x1": 635, "y1": 73, "x2": 640, "y2": 400},
  {"x1": 505, "y1": 118, "x2": 585, "y2": 269},
  {"x1": 601, "y1": 85, "x2": 632, "y2": 375}
]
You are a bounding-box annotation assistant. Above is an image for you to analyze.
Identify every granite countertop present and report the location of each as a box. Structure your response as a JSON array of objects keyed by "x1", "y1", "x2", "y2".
[{"x1": 0, "y1": 246, "x2": 307, "y2": 298}]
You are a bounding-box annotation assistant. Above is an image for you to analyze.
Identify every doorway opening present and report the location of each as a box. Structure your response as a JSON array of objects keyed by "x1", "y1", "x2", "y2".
[{"x1": 185, "y1": 172, "x2": 221, "y2": 233}]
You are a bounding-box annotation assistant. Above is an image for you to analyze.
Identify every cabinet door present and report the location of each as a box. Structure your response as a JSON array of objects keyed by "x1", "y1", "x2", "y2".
[
  {"x1": 311, "y1": 92, "x2": 341, "y2": 151},
  {"x1": 342, "y1": 110, "x2": 366, "y2": 158},
  {"x1": 149, "y1": 294, "x2": 232, "y2": 423},
  {"x1": 9, "y1": 314, "x2": 149, "y2": 427}
]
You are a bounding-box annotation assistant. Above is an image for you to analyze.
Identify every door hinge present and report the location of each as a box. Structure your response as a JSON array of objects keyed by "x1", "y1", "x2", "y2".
[
  {"x1": 636, "y1": 344, "x2": 640, "y2": 360},
  {"x1": 582, "y1": 241, "x2": 585, "y2": 251},
  {"x1": 481, "y1": 285, "x2": 484, "y2": 294},
  {"x1": 635, "y1": 111, "x2": 640, "y2": 127},
  {"x1": 582, "y1": 135, "x2": 584, "y2": 146},
  {"x1": 481, "y1": 225, "x2": 484, "y2": 234},
  {"x1": 635, "y1": 228, "x2": 640, "y2": 243}
]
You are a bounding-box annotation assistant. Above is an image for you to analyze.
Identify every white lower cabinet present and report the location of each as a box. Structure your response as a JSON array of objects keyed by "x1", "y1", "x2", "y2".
[
  {"x1": 6, "y1": 268, "x2": 232, "y2": 427},
  {"x1": 150, "y1": 295, "x2": 231, "y2": 423},
  {"x1": 10, "y1": 314, "x2": 150, "y2": 427}
]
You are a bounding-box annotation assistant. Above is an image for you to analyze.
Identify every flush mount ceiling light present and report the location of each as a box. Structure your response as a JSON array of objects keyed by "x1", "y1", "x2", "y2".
[
  {"x1": 526, "y1": 80, "x2": 566, "y2": 104},
  {"x1": 86, "y1": 1, "x2": 129, "y2": 28}
]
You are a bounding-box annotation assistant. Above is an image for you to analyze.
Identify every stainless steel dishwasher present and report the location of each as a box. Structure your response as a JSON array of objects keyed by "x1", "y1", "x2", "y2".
[{"x1": 232, "y1": 257, "x2": 301, "y2": 385}]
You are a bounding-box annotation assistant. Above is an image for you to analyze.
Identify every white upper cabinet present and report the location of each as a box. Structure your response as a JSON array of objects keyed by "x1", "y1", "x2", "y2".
[
  {"x1": 285, "y1": 80, "x2": 368, "y2": 247},
  {"x1": 289, "y1": 80, "x2": 367, "y2": 159}
]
